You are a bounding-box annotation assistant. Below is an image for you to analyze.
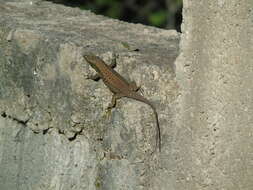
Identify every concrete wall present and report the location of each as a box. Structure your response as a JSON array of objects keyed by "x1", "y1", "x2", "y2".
[
  {"x1": 175, "y1": 0, "x2": 253, "y2": 189},
  {"x1": 0, "y1": 0, "x2": 252, "y2": 190}
]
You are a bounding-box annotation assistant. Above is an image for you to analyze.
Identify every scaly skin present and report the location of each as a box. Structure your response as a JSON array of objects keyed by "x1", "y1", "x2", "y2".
[{"x1": 84, "y1": 54, "x2": 161, "y2": 152}]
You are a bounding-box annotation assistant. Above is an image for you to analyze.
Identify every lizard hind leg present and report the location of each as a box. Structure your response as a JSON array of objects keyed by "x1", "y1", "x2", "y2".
[
  {"x1": 129, "y1": 81, "x2": 144, "y2": 95},
  {"x1": 105, "y1": 93, "x2": 123, "y2": 119},
  {"x1": 107, "y1": 93, "x2": 123, "y2": 110}
]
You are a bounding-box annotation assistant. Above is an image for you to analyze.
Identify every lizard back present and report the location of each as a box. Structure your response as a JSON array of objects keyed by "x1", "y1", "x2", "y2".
[{"x1": 85, "y1": 55, "x2": 133, "y2": 95}]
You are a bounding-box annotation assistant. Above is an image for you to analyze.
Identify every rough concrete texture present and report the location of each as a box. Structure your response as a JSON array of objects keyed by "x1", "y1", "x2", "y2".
[
  {"x1": 0, "y1": 1, "x2": 179, "y2": 190},
  {"x1": 175, "y1": 0, "x2": 253, "y2": 190}
]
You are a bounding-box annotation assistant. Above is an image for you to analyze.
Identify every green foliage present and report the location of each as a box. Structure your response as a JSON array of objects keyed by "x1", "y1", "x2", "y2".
[
  {"x1": 79, "y1": 0, "x2": 122, "y2": 19},
  {"x1": 105, "y1": 1, "x2": 121, "y2": 19},
  {"x1": 50, "y1": 0, "x2": 182, "y2": 30},
  {"x1": 148, "y1": 10, "x2": 167, "y2": 27},
  {"x1": 96, "y1": 0, "x2": 117, "y2": 6}
]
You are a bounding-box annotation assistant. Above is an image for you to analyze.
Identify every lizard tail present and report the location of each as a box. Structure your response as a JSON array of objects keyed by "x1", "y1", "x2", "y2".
[
  {"x1": 126, "y1": 93, "x2": 161, "y2": 152},
  {"x1": 151, "y1": 104, "x2": 161, "y2": 152}
]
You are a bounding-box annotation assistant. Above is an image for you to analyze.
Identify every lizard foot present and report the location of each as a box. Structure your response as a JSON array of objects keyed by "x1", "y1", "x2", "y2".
[
  {"x1": 129, "y1": 81, "x2": 144, "y2": 95},
  {"x1": 103, "y1": 107, "x2": 112, "y2": 120},
  {"x1": 139, "y1": 87, "x2": 144, "y2": 95}
]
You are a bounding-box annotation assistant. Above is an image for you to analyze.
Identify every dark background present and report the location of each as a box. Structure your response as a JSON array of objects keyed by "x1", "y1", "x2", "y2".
[{"x1": 46, "y1": 0, "x2": 182, "y2": 32}]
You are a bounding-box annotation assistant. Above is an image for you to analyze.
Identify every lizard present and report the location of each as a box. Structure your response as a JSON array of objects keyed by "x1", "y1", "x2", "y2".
[{"x1": 84, "y1": 53, "x2": 161, "y2": 153}]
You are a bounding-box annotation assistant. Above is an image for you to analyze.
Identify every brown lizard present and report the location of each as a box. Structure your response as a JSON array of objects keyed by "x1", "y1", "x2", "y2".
[{"x1": 84, "y1": 53, "x2": 161, "y2": 152}]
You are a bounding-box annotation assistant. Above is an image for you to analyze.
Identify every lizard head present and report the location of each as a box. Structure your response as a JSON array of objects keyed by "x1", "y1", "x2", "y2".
[{"x1": 83, "y1": 54, "x2": 102, "y2": 69}]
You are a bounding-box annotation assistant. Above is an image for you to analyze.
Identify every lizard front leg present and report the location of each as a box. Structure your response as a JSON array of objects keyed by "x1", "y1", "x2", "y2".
[
  {"x1": 86, "y1": 73, "x2": 101, "y2": 81},
  {"x1": 109, "y1": 53, "x2": 117, "y2": 68}
]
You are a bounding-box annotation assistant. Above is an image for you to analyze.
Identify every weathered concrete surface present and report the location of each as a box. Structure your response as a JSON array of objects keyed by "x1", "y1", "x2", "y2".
[
  {"x1": 0, "y1": 1, "x2": 179, "y2": 190},
  {"x1": 175, "y1": 0, "x2": 253, "y2": 190},
  {"x1": 2, "y1": 0, "x2": 251, "y2": 190}
]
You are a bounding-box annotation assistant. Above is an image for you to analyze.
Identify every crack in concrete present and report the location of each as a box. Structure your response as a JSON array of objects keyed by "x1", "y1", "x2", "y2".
[
  {"x1": 1, "y1": 111, "x2": 29, "y2": 126},
  {"x1": 1, "y1": 111, "x2": 84, "y2": 142}
]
